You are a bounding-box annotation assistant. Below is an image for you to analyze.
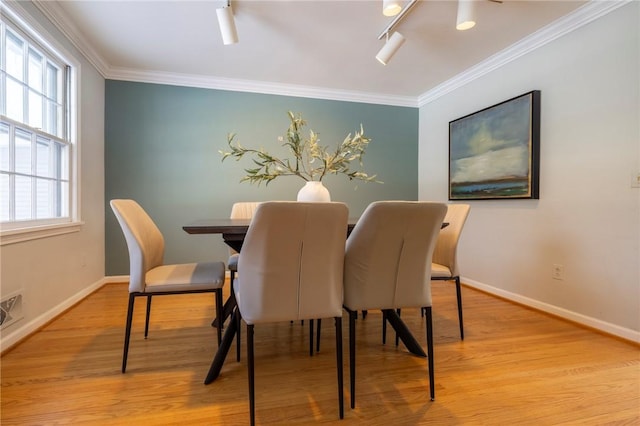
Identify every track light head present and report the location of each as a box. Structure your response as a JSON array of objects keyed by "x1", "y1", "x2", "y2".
[
  {"x1": 376, "y1": 31, "x2": 405, "y2": 65},
  {"x1": 383, "y1": 0, "x2": 402, "y2": 17},
  {"x1": 216, "y1": 4, "x2": 238, "y2": 45},
  {"x1": 456, "y1": 0, "x2": 477, "y2": 31}
]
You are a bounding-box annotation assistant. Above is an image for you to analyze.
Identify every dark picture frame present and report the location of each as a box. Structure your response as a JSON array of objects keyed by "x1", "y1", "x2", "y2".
[{"x1": 449, "y1": 90, "x2": 541, "y2": 200}]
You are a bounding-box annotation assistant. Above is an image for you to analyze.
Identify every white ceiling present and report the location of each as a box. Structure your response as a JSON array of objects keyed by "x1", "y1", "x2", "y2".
[{"x1": 33, "y1": 0, "x2": 595, "y2": 105}]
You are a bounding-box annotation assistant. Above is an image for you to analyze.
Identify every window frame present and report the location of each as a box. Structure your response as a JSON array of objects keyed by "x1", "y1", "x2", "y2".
[{"x1": 0, "y1": 2, "x2": 82, "y2": 245}]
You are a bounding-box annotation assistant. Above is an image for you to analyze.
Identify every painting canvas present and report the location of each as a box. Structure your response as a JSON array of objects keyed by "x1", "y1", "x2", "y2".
[{"x1": 449, "y1": 91, "x2": 540, "y2": 200}]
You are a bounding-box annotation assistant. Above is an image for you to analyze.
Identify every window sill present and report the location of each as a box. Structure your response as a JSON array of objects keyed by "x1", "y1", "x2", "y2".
[{"x1": 0, "y1": 221, "x2": 84, "y2": 246}]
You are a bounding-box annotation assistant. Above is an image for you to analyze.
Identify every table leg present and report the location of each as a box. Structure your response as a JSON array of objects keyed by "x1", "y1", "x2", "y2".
[
  {"x1": 212, "y1": 292, "x2": 236, "y2": 328},
  {"x1": 381, "y1": 309, "x2": 426, "y2": 357},
  {"x1": 204, "y1": 308, "x2": 238, "y2": 384}
]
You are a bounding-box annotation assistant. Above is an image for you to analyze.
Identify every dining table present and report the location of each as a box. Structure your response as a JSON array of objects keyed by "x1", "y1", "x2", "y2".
[{"x1": 183, "y1": 217, "x2": 448, "y2": 384}]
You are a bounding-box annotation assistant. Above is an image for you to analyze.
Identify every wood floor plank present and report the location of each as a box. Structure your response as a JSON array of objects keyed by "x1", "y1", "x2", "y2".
[{"x1": 1, "y1": 281, "x2": 638, "y2": 425}]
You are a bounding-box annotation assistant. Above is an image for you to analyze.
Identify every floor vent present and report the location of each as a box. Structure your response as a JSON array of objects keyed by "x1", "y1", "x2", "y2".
[{"x1": 1, "y1": 293, "x2": 23, "y2": 329}]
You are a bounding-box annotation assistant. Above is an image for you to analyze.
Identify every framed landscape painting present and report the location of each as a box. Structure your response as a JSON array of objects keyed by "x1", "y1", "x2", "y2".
[{"x1": 449, "y1": 90, "x2": 541, "y2": 200}]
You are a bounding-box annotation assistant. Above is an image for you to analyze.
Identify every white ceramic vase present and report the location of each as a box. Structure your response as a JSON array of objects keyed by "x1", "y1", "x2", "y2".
[{"x1": 296, "y1": 181, "x2": 331, "y2": 202}]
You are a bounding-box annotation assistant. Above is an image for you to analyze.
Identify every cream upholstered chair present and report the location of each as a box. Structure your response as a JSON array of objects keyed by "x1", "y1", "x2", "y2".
[
  {"x1": 343, "y1": 201, "x2": 447, "y2": 408},
  {"x1": 226, "y1": 201, "x2": 317, "y2": 359},
  {"x1": 227, "y1": 202, "x2": 261, "y2": 285},
  {"x1": 225, "y1": 202, "x2": 261, "y2": 360},
  {"x1": 233, "y1": 201, "x2": 348, "y2": 425},
  {"x1": 218, "y1": 202, "x2": 261, "y2": 332},
  {"x1": 430, "y1": 203, "x2": 470, "y2": 340},
  {"x1": 110, "y1": 199, "x2": 226, "y2": 373}
]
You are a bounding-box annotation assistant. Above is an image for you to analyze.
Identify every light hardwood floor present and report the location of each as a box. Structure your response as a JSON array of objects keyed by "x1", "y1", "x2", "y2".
[{"x1": 1, "y1": 281, "x2": 638, "y2": 425}]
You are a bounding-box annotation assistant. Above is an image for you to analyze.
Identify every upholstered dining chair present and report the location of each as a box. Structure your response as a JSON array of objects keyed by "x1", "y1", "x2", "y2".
[
  {"x1": 224, "y1": 202, "x2": 261, "y2": 360},
  {"x1": 225, "y1": 201, "x2": 319, "y2": 359},
  {"x1": 110, "y1": 199, "x2": 226, "y2": 373},
  {"x1": 429, "y1": 203, "x2": 470, "y2": 340},
  {"x1": 227, "y1": 201, "x2": 261, "y2": 286},
  {"x1": 233, "y1": 201, "x2": 348, "y2": 425},
  {"x1": 343, "y1": 201, "x2": 447, "y2": 408}
]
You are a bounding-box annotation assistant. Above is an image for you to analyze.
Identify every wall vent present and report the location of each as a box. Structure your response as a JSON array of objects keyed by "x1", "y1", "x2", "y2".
[{"x1": 1, "y1": 292, "x2": 24, "y2": 329}]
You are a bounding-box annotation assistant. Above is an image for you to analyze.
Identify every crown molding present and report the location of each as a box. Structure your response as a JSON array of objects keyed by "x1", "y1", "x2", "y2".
[
  {"x1": 417, "y1": 0, "x2": 631, "y2": 106},
  {"x1": 30, "y1": 0, "x2": 629, "y2": 109},
  {"x1": 31, "y1": 0, "x2": 415, "y2": 107},
  {"x1": 31, "y1": 0, "x2": 110, "y2": 76},
  {"x1": 107, "y1": 67, "x2": 419, "y2": 107}
]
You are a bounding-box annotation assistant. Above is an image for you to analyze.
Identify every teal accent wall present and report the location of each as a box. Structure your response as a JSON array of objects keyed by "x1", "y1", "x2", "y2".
[{"x1": 105, "y1": 80, "x2": 418, "y2": 274}]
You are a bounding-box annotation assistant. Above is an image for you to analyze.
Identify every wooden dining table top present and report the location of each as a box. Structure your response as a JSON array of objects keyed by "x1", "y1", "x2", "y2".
[
  {"x1": 183, "y1": 217, "x2": 359, "y2": 234},
  {"x1": 183, "y1": 218, "x2": 446, "y2": 235},
  {"x1": 184, "y1": 217, "x2": 447, "y2": 253}
]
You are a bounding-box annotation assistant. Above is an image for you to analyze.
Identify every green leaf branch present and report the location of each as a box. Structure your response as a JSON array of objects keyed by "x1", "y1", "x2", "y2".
[{"x1": 220, "y1": 111, "x2": 381, "y2": 185}]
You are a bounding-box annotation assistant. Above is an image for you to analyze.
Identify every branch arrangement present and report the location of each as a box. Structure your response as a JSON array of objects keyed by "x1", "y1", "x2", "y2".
[{"x1": 220, "y1": 111, "x2": 380, "y2": 185}]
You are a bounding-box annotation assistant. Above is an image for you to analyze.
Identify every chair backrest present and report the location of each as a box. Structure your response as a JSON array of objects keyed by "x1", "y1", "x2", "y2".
[
  {"x1": 230, "y1": 202, "x2": 261, "y2": 220},
  {"x1": 110, "y1": 199, "x2": 165, "y2": 293},
  {"x1": 343, "y1": 201, "x2": 447, "y2": 311},
  {"x1": 432, "y1": 203, "x2": 470, "y2": 277},
  {"x1": 229, "y1": 202, "x2": 261, "y2": 255},
  {"x1": 237, "y1": 201, "x2": 349, "y2": 324}
]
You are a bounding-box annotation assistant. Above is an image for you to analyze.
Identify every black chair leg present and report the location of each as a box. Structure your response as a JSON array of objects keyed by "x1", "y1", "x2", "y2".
[
  {"x1": 395, "y1": 308, "x2": 401, "y2": 347},
  {"x1": 348, "y1": 309, "x2": 357, "y2": 409},
  {"x1": 455, "y1": 277, "x2": 464, "y2": 340},
  {"x1": 247, "y1": 324, "x2": 255, "y2": 426},
  {"x1": 309, "y1": 319, "x2": 315, "y2": 356},
  {"x1": 122, "y1": 293, "x2": 136, "y2": 373},
  {"x1": 236, "y1": 307, "x2": 242, "y2": 362},
  {"x1": 335, "y1": 316, "x2": 344, "y2": 419},
  {"x1": 215, "y1": 289, "x2": 223, "y2": 345},
  {"x1": 316, "y1": 318, "x2": 322, "y2": 352},
  {"x1": 144, "y1": 295, "x2": 152, "y2": 338},
  {"x1": 425, "y1": 306, "x2": 435, "y2": 401},
  {"x1": 382, "y1": 310, "x2": 387, "y2": 344}
]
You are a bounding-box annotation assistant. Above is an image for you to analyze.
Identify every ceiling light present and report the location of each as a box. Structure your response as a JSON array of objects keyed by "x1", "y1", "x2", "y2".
[
  {"x1": 216, "y1": 3, "x2": 238, "y2": 45},
  {"x1": 383, "y1": 0, "x2": 402, "y2": 17},
  {"x1": 376, "y1": 32, "x2": 405, "y2": 65},
  {"x1": 456, "y1": 0, "x2": 476, "y2": 31}
]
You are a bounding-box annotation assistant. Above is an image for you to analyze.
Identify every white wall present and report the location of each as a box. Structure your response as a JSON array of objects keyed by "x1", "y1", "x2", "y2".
[
  {"x1": 419, "y1": 2, "x2": 639, "y2": 341},
  {"x1": 0, "y1": 2, "x2": 106, "y2": 351}
]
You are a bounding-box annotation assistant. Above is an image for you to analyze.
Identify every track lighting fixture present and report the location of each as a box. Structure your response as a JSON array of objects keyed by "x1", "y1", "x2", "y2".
[
  {"x1": 216, "y1": 1, "x2": 238, "y2": 45},
  {"x1": 382, "y1": 0, "x2": 402, "y2": 17},
  {"x1": 375, "y1": 31, "x2": 405, "y2": 65},
  {"x1": 375, "y1": 0, "x2": 483, "y2": 64},
  {"x1": 376, "y1": 0, "x2": 416, "y2": 65},
  {"x1": 456, "y1": 0, "x2": 477, "y2": 31}
]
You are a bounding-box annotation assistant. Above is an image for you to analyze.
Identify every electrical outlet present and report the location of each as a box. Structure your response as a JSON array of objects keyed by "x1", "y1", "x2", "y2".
[
  {"x1": 552, "y1": 264, "x2": 564, "y2": 280},
  {"x1": 632, "y1": 173, "x2": 640, "y2": 188}
]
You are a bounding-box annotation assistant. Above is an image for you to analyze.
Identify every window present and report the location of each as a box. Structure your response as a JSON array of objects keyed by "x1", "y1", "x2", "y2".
[{"x1": 1, "y1": 5, "x2": 78, "y2": 243}]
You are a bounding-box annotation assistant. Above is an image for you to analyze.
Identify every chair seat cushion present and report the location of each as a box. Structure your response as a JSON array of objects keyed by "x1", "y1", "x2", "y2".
[
  {"x1": 145, "y1": 261, "x2": 225, "y2": 293},
  {"x1": 431, "y1": 262, "x2": 452, "y2": 278}
]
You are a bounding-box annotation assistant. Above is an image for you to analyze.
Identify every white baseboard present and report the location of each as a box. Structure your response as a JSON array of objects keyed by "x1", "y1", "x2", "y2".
[
  {"x1": 104, "y1": 275, "x2": 129, "y2": 284},
  {"x1": 462, "y1": 277, "x2": 640, "y2": 344},
  {"x1": 3, "y1": 274, "x2": 637, "y2": 353},
  {"x1": 0, "y1": 277, "x2": 109, "y2": 353}
]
